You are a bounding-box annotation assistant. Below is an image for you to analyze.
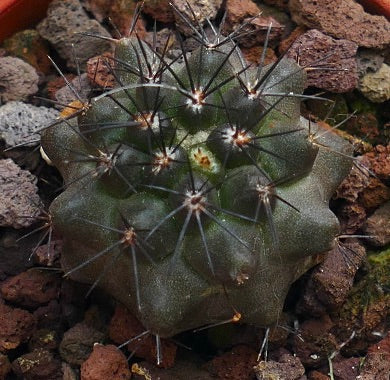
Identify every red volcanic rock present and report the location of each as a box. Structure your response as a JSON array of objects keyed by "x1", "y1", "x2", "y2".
[
  {"x1": 363, "y1": 144, "x2": 390, "y2": 180},
  {"x1": 364, "y1": 201, "x2": 390, "y2": 246},
  {"x1": 46, "y1": 74, "x2": 76, "y2": 101},
  {"x1": 0, "y1": 269, "x2": 61, "y2": 308},
  {"x1": 338, "y1": 203, "x2": 367, "y2": 235},
  {"x1": 87, "y1": 52, "x2": 115, "y2": 89},
  {"x1": 358, "y1": 335, "x2": 390, "y2": 379},
  {"x1": 12, "y1": 348, "x2": 62, "y2": 380},
  {"x1": 81, "y1": 344, "x2": 131, "y2": 380},
  {"x1": 0, "y1": 353, "x2": 11, "y2": 379},
  {"x1": 143, "y1": 0, "x2": 175, "y2": 23},
  {"x1": 298, "y1": 240, "x2": 366, "y2": 317},
  {"x1": 241, "y1": 45, "x2": 277, "y2": 66},
  {"x1": 223, "y1": 0, "x2": 284, "y2": 47},
  {"x1": 292, "y1": 315, "x2": 338, "y2": 368},
  {"x1": 206, "y1": 345, "x2": 258, "y2": 379},
  {"x1": 330, "y1": 356, "x2": 360, "y2": 380},
  {"x1": 289, "y1": 0, "x2": 390, "y2": 49},
  {"x1": 0, "y1": 302, "x2": 36, "y2": 352},
  {"x1": 33, "y1": 240, "x2": 62, "y2": 267},
  {"x1": 109, "y1": 304, "x2": 177, "y2": 369},
  {"x1": 286, "y1": 29, "x2": 358, "y2": 93}
]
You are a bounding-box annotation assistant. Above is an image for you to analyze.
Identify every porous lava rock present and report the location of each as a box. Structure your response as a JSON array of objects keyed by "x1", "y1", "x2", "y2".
[
  {"x1": 33, "y1": 240, "x2": 62, "y2": 267},
  {"x1": 11, "y1": 348, "x2": 62, "y2": 380},
  {"x1": 223, "y1": 0, "x2": 284, "y2": 47},
  {"x1": 0, "y1": 269, "x2": 61, "y2": 308},
  {"x1": 59, "y1": 322, "x2": 105, "y2": 365},
  {"x1": 297, "y1": 240, "x2": 366, "y2": 316},
  {"x1": 81, "y1": 0, "x2": 146, "y2": 37},
  {"x1": 292, "y1": 315, "x2": 338, "y2": 368},
  {"x1": 329, "y1": 356, "x2": 360, "y2": 380},
  {"x1": 171, "y1": 0, "x2": 223, "y2": 36},
  {"x1": 362, "y1": 144, "x2": 390, "y2": 180},
  {"x1": 109, "y1": 304, "x2": 177, "y2": 368},
  {"x1": 0, "y1": 302, "x2": 36, "y2": 352},
  {"x1": 357, "y1": 334, "x2": 390, "y2": 379},
  {"x1": 356, "y1": 48, "x2": 385, "y2": 78},
  {"x1": 86, "y1": 52, "x2": 115, "y2": 89},
  {"x1": 0, "y1": 56, "x2": 39, "y2": 102},
  {"x1": 80, "y1": 344, "x2": 131, "y2": 380},
  {"x1": 55, "y1": 74, "x2": 93, "y2": 108},
  {"x1": 241, "y1": 45, "x2": 277, "y2": 66},
  {"x1": 206, "y1": 345, "x2": 258, "y2": 380},
  {"x1": 0, "y1": 101, "x2": 59, "y2": 148},
  {"x1": 0, "y1": 353, "x2": 11, "y2": 379},
  {"x1": 0, "y1": 159, "x2": 42, "y2": 229},
  {"x1": 338, "y1": 203, "x2": 367, "y2": 234},
  {"x1": 286, "y1": 29, "x2": 358, "y2": 93},
  {"x1": 37, "y1": 0, "x2": 113, "y2": 69},
  {"x1": 333, "y1": 249, "x2": 390, "y2": 354},
  {"x1": 289, "y1": 0, "x2": 390, "y2": 49},
  {"x1": 254, "y1": 350, "x2": 305, "y2": 380},
  {"x1": 359, "y1": 63, "x2": 390, "y2": 103},
  {"x1": 143, "y1": 0, "x2": 175, "y2": 23},
  {"x1": 363, "y1": 201, "x2": 390, "y2": 246},
  {"x1": 28, "y1": 329, "x2": 59, "y2": 352}
]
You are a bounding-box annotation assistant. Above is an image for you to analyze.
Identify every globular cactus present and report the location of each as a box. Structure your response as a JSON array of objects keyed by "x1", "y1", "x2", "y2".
[{"x1": 41, "y1": 9, "x2": 353, "y2": 343}]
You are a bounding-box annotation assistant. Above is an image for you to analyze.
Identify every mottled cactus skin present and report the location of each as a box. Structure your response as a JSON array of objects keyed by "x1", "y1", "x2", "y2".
[{"x1": 41, "y1": 29, "x2": 353, "y2": 338}]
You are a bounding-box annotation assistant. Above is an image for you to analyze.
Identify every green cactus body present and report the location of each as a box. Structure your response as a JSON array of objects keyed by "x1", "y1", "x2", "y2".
[{"x1": 41, "y1": 27, "x2": 353, "y2": 338}]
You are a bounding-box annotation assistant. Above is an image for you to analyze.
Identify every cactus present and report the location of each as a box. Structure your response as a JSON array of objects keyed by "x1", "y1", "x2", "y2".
[{"x1": 41, "y1": 9, "x2": 353, "y2": 344}]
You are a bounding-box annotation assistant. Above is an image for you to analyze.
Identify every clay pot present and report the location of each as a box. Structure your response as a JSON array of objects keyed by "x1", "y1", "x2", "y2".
[
  {"x1": 0, "y1": 0, "x2": 52, "y2": 43},
  {"x1": 358, "y1": 0, "x2": 390, "y2": 19}
]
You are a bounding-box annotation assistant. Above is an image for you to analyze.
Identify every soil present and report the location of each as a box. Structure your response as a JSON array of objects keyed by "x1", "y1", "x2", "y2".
[{"x1": 0, "y1": 0, "x2": 389, "y2": 379}]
